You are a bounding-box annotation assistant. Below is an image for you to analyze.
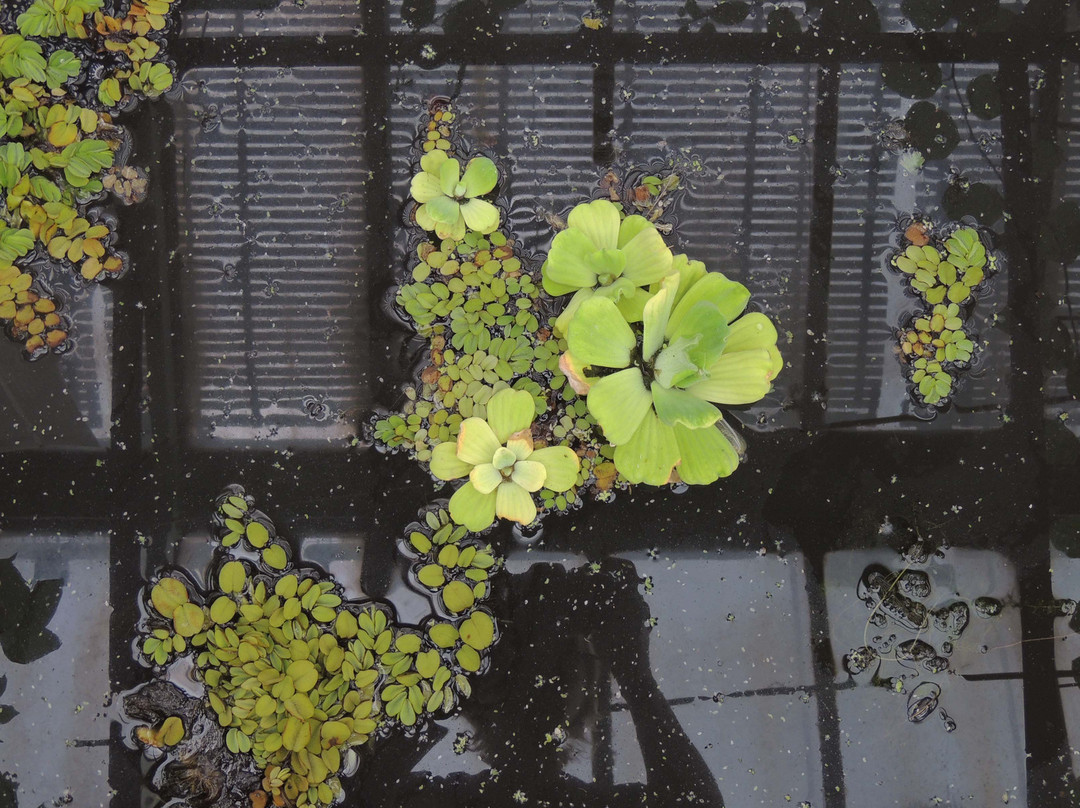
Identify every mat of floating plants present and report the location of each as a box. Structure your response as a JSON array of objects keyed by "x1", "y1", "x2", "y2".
[{"x1": 1, "y1": 2, "x2": 1080, "y2": 808}]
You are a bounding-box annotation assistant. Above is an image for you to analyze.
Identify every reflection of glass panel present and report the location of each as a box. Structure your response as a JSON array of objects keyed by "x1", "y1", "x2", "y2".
[
  {"x1": 0, "y1": 533, "x2": 110, "y2": 805},
  {"x1": 611, "y1": 694, "x2": 824, "y2": 806},
  {"x1": 613, "y1": 64, "x2": 816, "y2": 429},
  {"x1": 172, "y1": 67, "x2": 367, "y2": 446},
  {"x1": 825, "y1": 548, "x2": 1026, "y2": 804},
  {"x1": 181, "y1": 0, "x2": 363, "y2": 38},
  {"x1": 0, "y1": 285, "x2": 112, "y2": 451},
  {"x1": 603, "y1": 551, "x2": 820, "y2": 803},
  {"x1": 1050, "y1": 545, "x2": 1080, "y2": 778},
  {"x1": 388, "y1": 0, "x2": 581, "y2": 32},
  {"x1": 828, "y1": 64, "x2": 1008, "y2": 427}
]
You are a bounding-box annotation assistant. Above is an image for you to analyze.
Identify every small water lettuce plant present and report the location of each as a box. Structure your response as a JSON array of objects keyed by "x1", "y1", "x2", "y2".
[
  {"x1": 541, "y1": 198, "x2": 673, "y2": 334},
  {"x1": 410, "y1": 150, "x2": 500, "y2": 241},
  {"x1": 889, "y1": 218, "x2": 997, "y2": 410},
  {"x1": 430, "y1": 388, "x2": 580, "y2": 530},
  {"x1": 131, "y1": 487, "x2": 504, "y2": 808},
  {"x1": 561, "y1": 261, "x2": 782, "y2": 485}
]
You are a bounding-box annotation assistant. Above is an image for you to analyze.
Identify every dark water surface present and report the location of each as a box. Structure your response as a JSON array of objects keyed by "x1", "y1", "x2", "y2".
[{"x1": 2, "y1": 1, "x2": 1080, "y2": 807}]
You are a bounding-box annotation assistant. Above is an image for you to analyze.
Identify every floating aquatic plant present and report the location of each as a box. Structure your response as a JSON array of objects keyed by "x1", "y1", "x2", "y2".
[
  {"x1": 541, "y1": 198, "x2": 673, "y2": 334},
  {"x1": 889, "y1": 220, "x2": 996, "y2": 410},
  {"x1": 561, "y1": 259, "x2": 782, "y2": 485},
  {"x1": 430, "y1": 388, "x2": 580, "y2": 530},
  {"x1": 132, "y1": 487, "x2": 504, "y2": 808},
  {"x1": 410, "y1": 150, "x2": 500, "y2": 241},
  {"x1": 0, "y1": 0, "x2": 179, "y2": 357}
]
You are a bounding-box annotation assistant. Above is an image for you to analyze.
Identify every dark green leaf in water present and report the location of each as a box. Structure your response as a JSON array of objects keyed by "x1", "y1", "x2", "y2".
[
  {"x1": 1050, "y1": 516, "x2": 1080, "y2": 558},
  {"x1": 708, "y1": 1, "x2": 750, "y2": 25},
  {"x1": 901, "y1": 0, "x2": 951, "y2": 28},
  {"x1": 401, "y1": 0, "x2": 437, "y2": 29},
  {"x1": 966, "y1": 73, "x2": 1001, "y2": 120},
  {"x1": 882, "y1": 62, "x2": 943, "y2": 100},
  {"x1": 819, "y1": 0, "x2": 881, "y2": 35},
  {"x1": 949, "y1": 0, "x2": 999, "y2": 31},
  {"x1": 0, "y1": 557, "x2": 62, "y2": 665},
  {"x1": 766, "y1": 6, "x2": 802, "y2": 36},
  {"x1": 1072, "y1": 656, "x2": 1080, "y2": 689},
  {"x1": 1031, "y1": 141, "x2": 1062, "y2": 183},
  {"x1": 905, "y1": 101, "x2": 959, "y2": 160},
  {"x1": 0, "y1": 704, "x2": 15, "y2": 725},
  {"x1": 942, "y1": 181, "x2": 1004, "y2": 226},
  {"x1": 683, "y1": 0, "x2": 705, "y2": 19}
]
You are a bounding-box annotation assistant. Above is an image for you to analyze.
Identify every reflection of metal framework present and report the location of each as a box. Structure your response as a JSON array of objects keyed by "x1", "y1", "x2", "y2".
[{"x1": 0, "y1": 3, "x2": 1077, "y2": 807}]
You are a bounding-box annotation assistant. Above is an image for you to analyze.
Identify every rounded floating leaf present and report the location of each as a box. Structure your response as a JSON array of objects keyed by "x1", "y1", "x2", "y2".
[
  {"x1": 218, "y1": 561, "x2": 246, "y2": 594},
  {"x1": 456, "y1": 644, "x2": 482, "y2": 672},
  {"x1": 262, "y1": 544, "x2": 288, "y2": 570},
  {"x1": 459, "y1": 611, "x2": 495, "y2": 650},
  {"x1": 966, "y1": 73, "x2": 1001, "y2": 120},
  {"x1": 209, "y1": 596, "x2": 236, "y2": 624},
  {"x1": 882, "y1": 62, "x2": 942, "y2": 100},
  {"x1": 245, "y1": 521, "x2": 270, "y2": 548},
  {"x1": 901, "y1": 0, "x2": 951, "y2": 29},
  {"x1": 172, "y1": 603, "x2": 205, "y2": 638},
  {"x1": 150, "y1": 578, "x2": 189, "y2": 618},
  {"x1": 159, "y1": 716, "x2": 185, "y2": 747},
  {"x1": 442, "y1": 580, "x2": 476, "y2": 614},
  {"x1": 905, "y1": 101, "x2": 959, "y2": 161}
]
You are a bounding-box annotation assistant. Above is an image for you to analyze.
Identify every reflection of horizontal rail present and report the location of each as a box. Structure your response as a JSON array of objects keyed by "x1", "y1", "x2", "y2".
[
  {"x1": 609, "y1": 678, "x2": 858, "y2": 711},
  {"x1": 173, "y1": 32, "x2": 1074, "y2": 71}
]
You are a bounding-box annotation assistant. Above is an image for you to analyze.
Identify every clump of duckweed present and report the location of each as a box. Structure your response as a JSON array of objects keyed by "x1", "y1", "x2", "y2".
[
  {"x1": 131, "y1": 486, "x2": 503, "y2": 808},
  {"x1": 888, "y1": 218, "x2": 999, "y2": 409}
]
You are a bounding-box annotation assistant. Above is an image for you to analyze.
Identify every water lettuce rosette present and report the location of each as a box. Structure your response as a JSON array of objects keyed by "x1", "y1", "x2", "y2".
[
  {"x1": 562, "y1": 257, "x2": 782, "y2": 486},
  {"x1": 410, "y1": 151, "x2": 500, "y2": 241},
  {"x1": 541, "y1": 199, "x2": 673, "y2": 335},
  {"x1": 429, "y1": 388, "x2": 580, "y2": 530}
]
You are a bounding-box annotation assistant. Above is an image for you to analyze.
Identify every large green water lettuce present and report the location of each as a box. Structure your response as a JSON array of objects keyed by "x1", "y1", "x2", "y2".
[
  {"x1": 410, "y1": 151, "x2": 500, "y2": 241},
  {"x1": 429, "y1": 389, "x2": 580, "y2": 531},
  {"x1": 542, "y1": 199, "x2": 673, "y2": 335},
  {"x1": 563, "y1": 257, "x2": 782, "y2": 486}
]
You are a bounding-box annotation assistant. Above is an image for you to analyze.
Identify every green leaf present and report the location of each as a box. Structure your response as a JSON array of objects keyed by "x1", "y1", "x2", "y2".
[
  {"x1": 460, "y1": 197, "x2": 500, "y2": 234},
  {"x1": 430, "y1": 440, "x2": 473, "y2": 480},
  {"x1": 469, "y1": 463, "x2": 503, "y2": 495},
  {"x1": 617, "y1": 220, "x2": 673, "y2": 287},
  {"x1": 461, "y1": 156, "x2": 498, "y2": 197},
  {"x1": 651, "y1": 382, "x2": 720, "y2": 429},
  {"x1": 438, "y1": 156, "x2": 461, "y2": 196},
  {"x1": 449, "y1": 481, "x2": 497, "y2": 531},
  {"x1": 510, "y1": 459, "x2": 546, "y2": 493},
  {"x1": 687, "y1": 348, "x2": 777, "y2": 405},
  {"x1": 456, "y1": 417, "x2": 501, "y2": 466},
  {"x1": 613, "y1": 409, "x2": 680, "y2": 486},
  {"x1": 642, "y1": 273, "x2": 679, "y2": 361},
  {"x1": 566, "y1": 199, "x2": 620, "y2": 251},
  {"x1": 653, "y1": 337, "x2": 703, "y2": 389},
  {"x1": 566, "y1": 296, "x2": 635, "y2": 369},
  {"x1": 410, "y1": 170, "x2": 443, "y2": 203},
  {"x1": 401, "y1": 0, "x2": 437, "y2": 28},
  {"x1": 667, "y1": 271, "x2": 750, "y2": 336},
  {"x1": 494, "y1": 481, "x2": 537, "y2": 525},
  {"x1": 485, "y1": 388, "x2": 535, "y2": 442},
  {"x1": 586, "y1": 368, "x2": 652, "y2": 445},
  {"x1": 545, "y1": 228, "x2": 602, "y2": 292},
  {"x1": 766, "y1": 6, "x2": 802, "y2": 36},
  {"x1": 673, "y1": 422, "x2": 740, "y2": 485},
  {"x1": 424, "y1": 193, "x2": 460, "y2": 225},
  {"x1": 529, "y1": 446, "x2": 580, "y2": 493},
  {"x1": 901, "y1": 0, "x2": 951, "y2": 29},
  {"x1": 709, "y1": 1, "x2": 750, "y2": 25},
  {"x1": 966, "y1": 73, "x2": 1001, "y2": 120}
]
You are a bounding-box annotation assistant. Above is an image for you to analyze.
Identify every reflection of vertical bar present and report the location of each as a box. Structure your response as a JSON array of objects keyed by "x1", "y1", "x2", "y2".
[
  {"x1": 1000, "y1": 54, "x2": 1074, "y2": 808},
  {"x1": 801, "y1": 548, "x2": 846, "y2": 808},
  {"x1": 593, "y1": 662, "x2": 614, "y2": 788},
  {"x1": 592, "y1": 0, "x2": 616, "y2": 165},
  {"x1": 803, "y1": 64, "x2": 841, "y2": 432}
]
